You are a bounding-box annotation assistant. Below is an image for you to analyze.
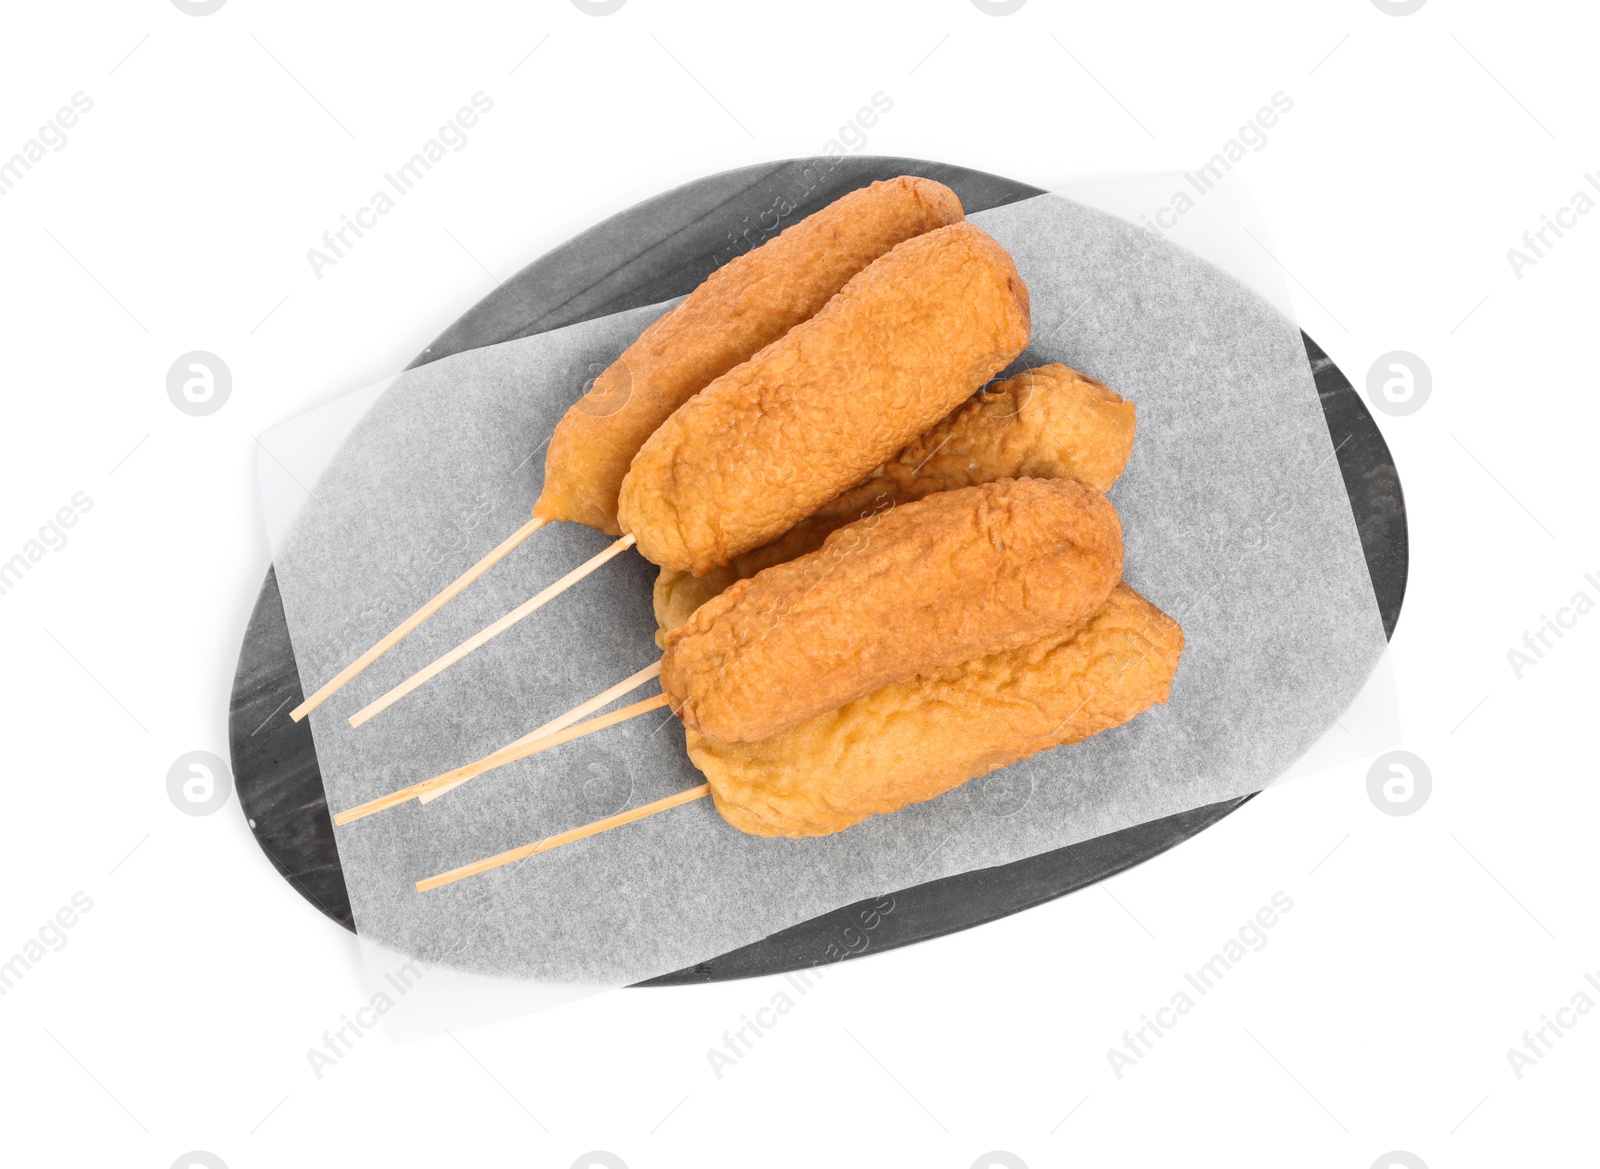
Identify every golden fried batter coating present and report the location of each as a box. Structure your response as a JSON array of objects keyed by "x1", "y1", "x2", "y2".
[
  {"x1": 533, "y1": 177, "x2": 964, "y2": 534},
  {"x1": 688, "y1": 584, "x2": 1184, "y2": 837},
  {"x1": 830, "y1": 362, "x2": 1137, "y2": 505},
  {"x1": 660, "y1": 477, "x2": 1122, "y2": 742},
  {"x1": 652, "y1": 364, "x2": 1136, "y2": 637},
  {"x1": 617, "y1": 222, "x2": 1032, "y2": 573}
]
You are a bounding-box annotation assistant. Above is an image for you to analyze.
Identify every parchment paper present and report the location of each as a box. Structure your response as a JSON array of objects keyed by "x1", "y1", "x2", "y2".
[{"x1": 265, "y1": 193, "x2": 1389, "y2": 986}]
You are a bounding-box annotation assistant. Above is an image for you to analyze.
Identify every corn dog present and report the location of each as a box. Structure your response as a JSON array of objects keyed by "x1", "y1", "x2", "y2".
[
  {"x1": 653, "y1": 364, "x2": 1137, "y2": 637},
  {"x1": 618, "y1": 222, "x2": 1032, "y2": 574},
  {"x1": 534, "y1": 177, "x2": 964, "y2": 534},
  {"x1": 660, "y1": 477, "x2": 1122, "y2": 742},
  {"x1": 688, "y1": 584, "x2": 1184, "y2": 837}
]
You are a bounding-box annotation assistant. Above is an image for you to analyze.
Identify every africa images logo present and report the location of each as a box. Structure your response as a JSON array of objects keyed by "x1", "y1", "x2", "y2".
[
  {"x1": 306, "y1": 93, "x2": 494, "y2": 278},
  {"x1": 0, "y1": 92, "x2": 94, "y2": 197}
]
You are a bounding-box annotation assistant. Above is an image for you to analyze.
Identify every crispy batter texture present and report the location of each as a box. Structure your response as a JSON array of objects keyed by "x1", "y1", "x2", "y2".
[
  {"x1": 660, "y1": 477, "x2": 1122, "y2": 742},
  {"x1": 652, "y1": 364, "x2": 1137, "y2": 638},
  {"x1": 533, "y1": 177, "x2": 964, "y2": 533},
  {"x1": 617, "y1": 222, "x2": 1031, "y2": 572},
  {"x1": 688, "y1": 584, "x2": 1184, "y2": 837}
]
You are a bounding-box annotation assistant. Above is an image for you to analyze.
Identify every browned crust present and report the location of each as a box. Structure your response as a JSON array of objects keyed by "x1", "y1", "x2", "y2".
[
  {"x1": 532, "y1": 177, "x2": 964, "y2": 533},
  {"x1": 660, "y1": 477, "x2": 1122, "y2": 742},
  {"x1": 689, "y1": 583, "x2": 1184, "y2": 837},
  {"x1": 651, "y1": 363, "x2": 1137, "y2": 639},
  {"x1": 617, "y1": 222, "x2": 1031, "y2": 572}
]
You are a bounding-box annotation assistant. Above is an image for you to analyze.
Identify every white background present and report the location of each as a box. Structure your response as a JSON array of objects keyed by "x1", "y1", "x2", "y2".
[{"x1": 1, "y1": 1, "x2": 1596, "y2": 1166}]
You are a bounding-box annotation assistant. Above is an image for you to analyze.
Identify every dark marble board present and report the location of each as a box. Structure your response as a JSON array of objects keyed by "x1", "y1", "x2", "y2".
[{"x1": 229, "y1": 157, "x2": 1408, "y2": 986}]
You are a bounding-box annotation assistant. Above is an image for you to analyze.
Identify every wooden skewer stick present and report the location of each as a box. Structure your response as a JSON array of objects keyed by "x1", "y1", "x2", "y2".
[
  {"x1": 347, "y1": 533, "x2": 637, "y2": 729},
  {"x1": 417, "y1": 661, "x2": 663, "y2": 805},
  {"x1": 290, "y1": 516, "x2": 546, "y2": 723},
  {"x1": 332, "y1": 775, "x2": 437, "y2": 827},
  {"x1": 425, "y1": 693, "x2": 670, "y2": 789},
  {"x1": 417, "y1": 784, "x2": 711, "y2": 892},
  {"x1": 330, "y1": 670, "x2": 667, "y2": 826}
]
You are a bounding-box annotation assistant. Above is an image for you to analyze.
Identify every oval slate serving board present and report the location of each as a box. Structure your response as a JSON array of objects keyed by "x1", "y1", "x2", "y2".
[{"x1": 229, "y1": 157, "x2": 1407, "y2": 986}]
